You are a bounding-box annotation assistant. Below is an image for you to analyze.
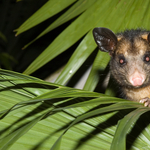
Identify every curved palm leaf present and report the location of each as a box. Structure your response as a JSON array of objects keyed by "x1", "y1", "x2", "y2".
[
  {"x1": 0, "y1": 69, "x2": 150, "y2": 150},
  {"x1": 15, "y1": 0, "x2": 77, "y2": 35}
]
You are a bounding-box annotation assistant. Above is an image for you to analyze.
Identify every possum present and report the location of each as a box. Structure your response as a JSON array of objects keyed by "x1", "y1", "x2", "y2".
[{"x1": 93, "y1": 27, "x2": 150, "y2": 107}]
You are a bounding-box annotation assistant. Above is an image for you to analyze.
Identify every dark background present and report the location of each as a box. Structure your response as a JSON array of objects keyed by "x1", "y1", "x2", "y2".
[{"x1": 0, "y1": 0, "x2": 78, "y2": 79}]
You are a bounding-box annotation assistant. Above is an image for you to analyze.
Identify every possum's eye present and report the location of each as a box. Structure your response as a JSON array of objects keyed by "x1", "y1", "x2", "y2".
[
  {"x1": 119, "y1": 55, "x2": 126, "y2": 65},
  {"x1": 144, "y1": 53, "x2": 150, "y2": 63}
]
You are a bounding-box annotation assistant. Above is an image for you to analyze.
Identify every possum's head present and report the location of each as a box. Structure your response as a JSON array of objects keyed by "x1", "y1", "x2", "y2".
[{"x1": 93, "y1": 27, "x2": 150, "y2": 89}]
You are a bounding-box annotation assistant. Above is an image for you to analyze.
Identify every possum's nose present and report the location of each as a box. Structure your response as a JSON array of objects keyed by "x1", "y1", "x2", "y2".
[
  {"x1": 131, "y1": 77, "x2": 144, "y2": 86},
  {"x1": 129, "y1": 71, "x2": 145, "y2": 87}
]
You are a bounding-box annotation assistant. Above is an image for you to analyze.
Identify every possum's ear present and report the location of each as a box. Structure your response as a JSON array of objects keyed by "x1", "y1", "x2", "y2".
[
  {"x1": 141, "y1": 33, "x2": 150, "y2": 43},
  {"x1": 93, "y1": 27, "x2": 117, "y2": 55}
]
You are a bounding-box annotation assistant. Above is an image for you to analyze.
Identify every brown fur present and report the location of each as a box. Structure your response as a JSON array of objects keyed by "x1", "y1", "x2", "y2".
[
  {"x1": 93, "y1": 28, "x2": 150, "y2": 106},
  {"x1": 125, "y1": 86, "x2": 150, "y2": 102},
  {"x1": 111, "y1": 31, "x2": 150, "y2": 103}
]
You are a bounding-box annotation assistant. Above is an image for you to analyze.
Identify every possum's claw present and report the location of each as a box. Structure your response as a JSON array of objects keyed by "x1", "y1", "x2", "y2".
[{"x1": 140, "y1": 97, "x2": 150, "y2": 107}]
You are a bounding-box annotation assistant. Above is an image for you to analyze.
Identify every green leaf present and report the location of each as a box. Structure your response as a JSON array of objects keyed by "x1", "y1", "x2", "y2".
[
  {"x1": 21, "y1": 0, "x2": 150, "y2": 76},
  {"x1": 0, "y1": 69, "x2": 149, "y2": 150},
  {"x1": 15, "y1": 0, "x2": 76, "y2": 35},
  {"x1": 0, "y1": 114, "x2": 45, "y2": 150},
  {"x1": 51, "y1": 102, "x2": 142, "y2": 150},
  {"x1": 50, "y1": 135, "x2": 62, "y2": 150},
  {"x1": 23, "y1": 0, "x2": 97, "y2": 49},
  {"x1": 23, "y1": 0, "x2": 113, "y2": 75},
  {"x1": 0, "y1": 69, "x2": 41, "y2": 81},
  {"x1": 55, "y1": 31, "x2": 96, "y2": 85},
  {"x1": 83, "y1": 50, "x2": 110, "y2": 91},
  {"x1": 110, "y1": 107, "x2": 150, "y2": 150}
]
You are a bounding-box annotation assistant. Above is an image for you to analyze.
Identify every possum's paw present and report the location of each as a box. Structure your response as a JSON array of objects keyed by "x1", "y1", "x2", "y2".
[{"x1": 140, "y1": 97, "x2": 150, "y2": 107}]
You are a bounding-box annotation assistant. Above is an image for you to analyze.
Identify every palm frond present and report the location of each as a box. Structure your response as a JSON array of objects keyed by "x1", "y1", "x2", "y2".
[{"x1": 0, "y1": 69, "x2": 149, "y2": 150}]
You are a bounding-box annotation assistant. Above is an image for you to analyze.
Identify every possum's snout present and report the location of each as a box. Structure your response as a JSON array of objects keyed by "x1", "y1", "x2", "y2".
[{"x1": 129, "y1": 71, "x2": 145, "y2": 87}]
